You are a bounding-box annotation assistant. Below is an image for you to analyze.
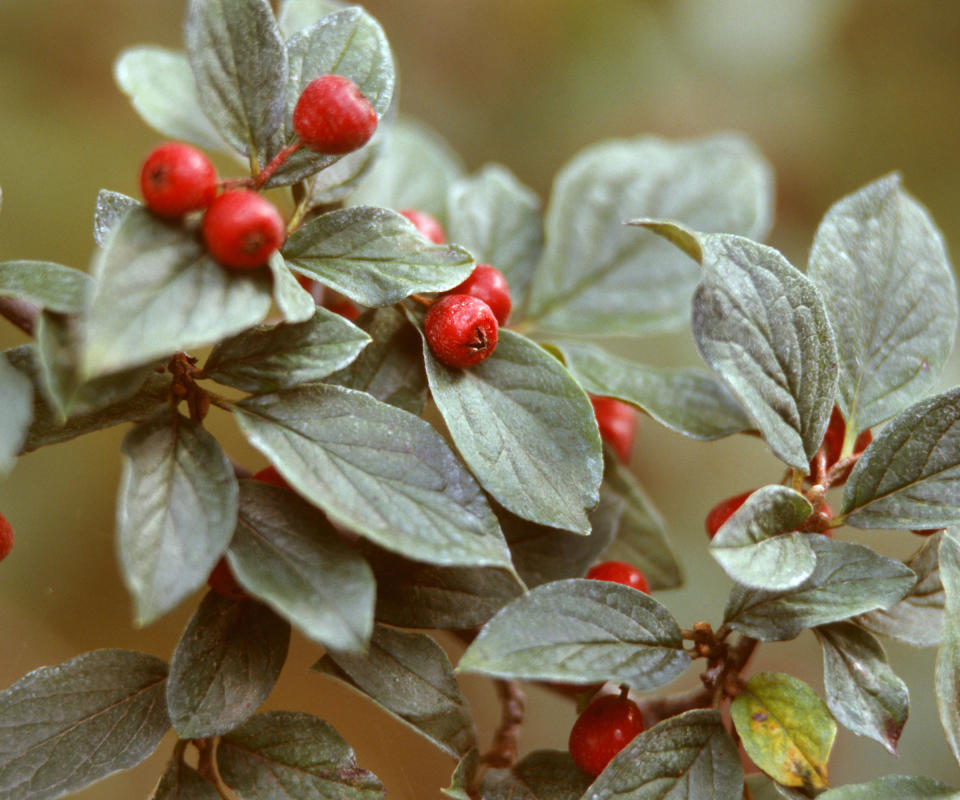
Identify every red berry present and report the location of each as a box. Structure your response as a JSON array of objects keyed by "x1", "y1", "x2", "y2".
[
  {"x1": 913, "y1": 528, "x2": 943, "y2": 537},
  {"x1": 590, "y1": 396, "x2": 637, "y2": 463},
  {"x1": 139, "y1": 142, "x2": 218, "y2": 218},
  {"x1": 811, "y1": 406, "x2": 872, "y2": 477},
  {"x1": 568, "y1": 694, "x2": 645, "y2": 776},
  {"x1": 0, "y1": 513, "x2": 13, "y2": 562},
  {"x1": 586, "y1": 561, "x2": 649, "y2": 593},
  {"x1": 252, "y1": 465, "x2": 290, "y2": 489},
  {"x1": 324, "y1": 298, "x2": 362, "y2": 321},
  {"x1": 207, "y1": 557, "x2": 246, "y2": 600},
  {"x1": 424, "y1": 294, "x2": 499, "y2": 368},
  {"x1": 292, "y1": 75, "x2": 378, "y2": 155},
  {"x1": 399, "y1": 209, "x2": 446, "y2": 244},
  {"x1": 705, "y1": 490, "x2": 753, "y2": 539},
  {"x1": 445, "y1": 264, "x2": 512, "y2": 326},
  {"x1": 202, "y1": 190, "x2": 285, "y2": 269}
]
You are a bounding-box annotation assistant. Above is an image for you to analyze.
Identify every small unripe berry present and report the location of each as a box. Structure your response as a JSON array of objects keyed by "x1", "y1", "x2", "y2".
[
  {"x1": 207, "y1": 557, "x2": 246, "y2": 600},
  {"x1": 568, "y1": 694, "x2": 645, "y2": 776},
  {"x1": 425, "y1": 294, "x2": 499, "y2": 368},
  {"x1": 446, "y1": 264, "x2": 512, "y2": 326},
  {"x1": 202, "y1": 190, "x2": 285, "y2": 270},
  {"x1": 0, "y1": 513, "x2": 13, "y2": 562},
  {"x1": 586, "y1": 561, "x2": 649, "y2": 593},
  {"x1": 705, "y1": 490, "x2": 753, "y2": 539},
  {"x1": 140, "y1": 142, "x2": 218, "y2": 218},
  {"x1": 399, "y1": 209, "x2": 446, "y2": 244},
  {"x1": 293, "y1": 75, "x2": 378, "y2": 155},
  {"x1": 590, "y1": 396, "x2": 637, "y2": 463}
]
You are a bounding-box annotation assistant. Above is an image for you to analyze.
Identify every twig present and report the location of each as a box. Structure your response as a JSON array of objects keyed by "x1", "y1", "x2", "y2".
[
  {"x1": 194, "y1": 738, "x2": 232, "y2": 800},
  {"x1": 482, "y1": 680, "x2": 525, "y2": 768},
  {"x1": 0, "y1": 295, "x2": 40, "y2": 335}
]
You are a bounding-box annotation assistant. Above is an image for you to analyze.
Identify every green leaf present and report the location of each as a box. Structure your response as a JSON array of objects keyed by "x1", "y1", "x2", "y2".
[
  {"x1": 551, "y1": 341, "x2": 752, "y2": 440},
  {"x1": 937, "y1": 529, "x2": 960, "y2": 767},
  {"x1": 842, "y1": 387, "x2": 960, "y2": 528},
  {"x1": 0, "y1": 259, "x2": 90, "y2": 313},
  {"x1": 808, "y1": 174, "x2": 958, "y2": 434},
  {"x1": 525, "y1": 133, "x2": 772, "y2": 336},
  {"x1": 0, "y1": 350, "x2": 31, "y2": 475},
  {"x1": 856, "y1": 532, "x2": 945, "y2": 647},
  {"x1": 283, "y1": 206, "x2": 474, "y2": 306},
  {"x1": 203, "y1": 308, "x2": 369, "y2": 393},
  {"x1": 458, "y1": 578, "x2": 690, "y2": 690},
  {"x1": 312, "y1": 624, "x2": 476, "y2": 757},
  {"x1": 585, "y1": 709, "x2": 743, "y2": 800},
  {"x1": 709, "y1": 485, "x2": 815, "y2": 590},
  {"x1": 229, "y1": 480, "x2": 375, "y2": 652},
  {"x1": 184, "y1": 0, "x2": 286, "y2": 158},
  {"x1": 268, "y1": 251, "x2": 316, "y2": 324},
  {"x1": 0, "y1": 649, "x2": 170, "y2": 800},
  {"x1": 114, "y1": 46, "x2": 233, "y2": 153},
  {"x1": 150, "y1": 755, "x2": 221, "y2": 800},
  {"x1": 278, "y1": 0, "x2": 344, "y2": 39},
  {"x1": 446, "y1": 164, "x2": 543, "y2": 313},
  {"x1": 818, "y1": 775, "x2": 960, "y2": 799},
  {"x1": 94, "y1": 190, "x2": 139, "y2": 247},
  {"x1": 423, "y1": 328, "x2": 603, "y2": 535},
  {"x1": 81, "y1": 209, "x2": 272, "y2": 379},
  {"x1": 731, "y1": 672, "x2": 836, "y2": 793},
  {"x1": 118, "y1": 411, "x2": 239, "y2": 625},
  {"x1": 326, "y1": 307, "x2": 428, "y2": 414},
  {"x1": 217, "y1": 711, "x2": 384, "y2": 799},
  {"x1": 302, "y1": 141, "x2": 384, "y2": 207},
  {"x1": 349, "y1": 116, "x2": 465, "y2": 224},
  {"x1": 235, "y1": 383, "x2": 511, "y2": 569},
  {"x1": 442, "y1": 750, "x2": 480, "y2": 800},
  {"x1": 478, "y1": 751, "x2": 591, "y2": 800},
  {"x1": 814, "y1": 621, "x2": 909, "y2": 755},
  {"x1": 723, "y1": 535, "x2": 916, "y2": 641},
  {"x1": 167, "y1": 591, "x2": 290, "y2": 739},
  {"x1": 743, "y1": 774, "x2": 807, "y2": 800}
]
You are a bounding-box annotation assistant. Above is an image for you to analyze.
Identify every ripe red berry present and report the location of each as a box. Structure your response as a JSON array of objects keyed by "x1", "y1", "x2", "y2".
[
  {"x1": 292, "y1": 75, "x2": 378, "y2": 155},
  {"x1": 424, "y1": 294, "x2": 499, "y2": 368},
  {"x1": 590, "y1": 396, "x2": 637, "y2": 463},
  {"x1": 207, "y1": 557, "x2": 246, "y2": 600},
  {"x1": 202, "y1": 190, "x2": 285, "y2": 269},
  {"x1": 252, "y1": 465, "x2": 290, "y2": 489},
  {"x1": 140, "y1": 142, "x2": 218, "y2": 218},
  {"x1": 323, "y1": 297, "x2": 362, "y2": 321},
  {"x1": 569, "y1": 694, "x2": 645, "y2": 777},
  {"x1": 0, "y1": 513, "x2": 13, "y2": 562},
  {"x1": 399, "y1": 209, "x2": 446, "y2": 244},
  {"x1": 705, "y1": 490, "x2": 753, "y2": 539},
  {"x1": 445, "y1": 264, "x2": 512, "y2": 326},
  {"x1": 811, "y1": 406, "x2": 872, "y2": 476},
  {"x1": 586, "y1": 561, "x2": 650, "y2": 593}
]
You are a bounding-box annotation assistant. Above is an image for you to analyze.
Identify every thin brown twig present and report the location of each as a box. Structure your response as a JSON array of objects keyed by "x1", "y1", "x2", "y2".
[
  {"x1": 0, "y1": 295, "x2": 40, "y2": 335},
  {"x1": 194, "y1": 738, "x2": 232, "y2": 800},
  {"x1": 482, "y1": 680, "x2": 525, "y2": 768}
]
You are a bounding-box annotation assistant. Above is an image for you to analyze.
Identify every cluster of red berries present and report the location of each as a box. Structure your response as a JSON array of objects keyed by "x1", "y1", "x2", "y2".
[{"x1": 0, "y1": 512, "x2": 13, "y2": 563}]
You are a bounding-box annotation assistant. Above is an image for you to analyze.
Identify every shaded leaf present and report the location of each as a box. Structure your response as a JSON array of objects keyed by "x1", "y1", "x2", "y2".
[
  {"x1": 818, "y1": 775, "x2": 960, "y2": 799},
  {"x1": 442, "y1": 750, "x2": 480, "y2": 800},
  {"x1": 743, "y1": 775, "x2": 807, "y2": 800},
  {"x1": 150, "y1": 756, "x2": 220, "y2": 800},
  {"x1": 937, "y1": 529, "x2": 960, "y2": 767},
  {"x1": 278, "y1": 0, "x2": 345, "y2": 39},
  {"x1": 0, "y1": 350, "x2": 31, "y2": 475},
  {"x1": 303, "y1": 140, "x2": 384, "y2": 207},
  {"x1": 268, "y1": 251, "x2": 316, "y2": 324},
  {"x1": 479, "y1": 750, "x2": 591, "y2": 800},
  {"x1": 0, "y1": 260, "x2": 89, "y2": 313},
  {"x1": 93, "y1": 190, "x2": 139, "y2": 246}
]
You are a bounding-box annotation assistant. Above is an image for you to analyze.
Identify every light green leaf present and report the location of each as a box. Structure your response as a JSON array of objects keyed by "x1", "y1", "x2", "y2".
[
  {"x1": 268, "y1": 251, "x2": 316, "y2": 324},
  {"x1": 0, "y1": 260, "x2": 90, "y2": 313},
  {"x1": 278, "y1": 0, "x2": 344, "y2": 39},
  {"x1": 0, "y1": 350, "x2": 31, "y2": 475},
  {"x1": 150, "y1": 756, "x2": 220, "y2": 800},
  {"x1": 458, "y1": 579, "x2": 690, "y2": 690},
  {"x1": 479, "y1": 751, "x2": 591, "y2": 800},
  {"x1": 937, "y1": 529, "x2": 960, "y2": 767},
  {"x1": 808, "y1": 174, "x2": 958, "y2": 434},
  {"x1": 442, "y1": 750, "x2": 480, "y2": 800},
  {"x1": 818, "y1": 775, "x2": 960, "y2": 799},
  {"x1": 94, "y1": 190, "x2": 139, "y2": 247}
]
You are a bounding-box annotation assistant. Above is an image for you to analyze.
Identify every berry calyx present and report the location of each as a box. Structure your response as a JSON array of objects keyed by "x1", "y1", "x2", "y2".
[
  {"x1": 202, "y1": 189, "x2": 285, "y2": 270},
  {"x1": 0, "y1": 513, "x2": 13, "y2": 562},
  {"x1": 705, "y1": 490, "x2": 753, "y2": 539},
  {"x1": 586, "y1": 561, "x2": 649, "y2": 593},
  {"x1": 568, "y1": 693, "x2": 645, "y2": 776},
  {"x1": 445, "y1": 264, "x2": 512, "y2": 325},
  {"x1": 207, "y1": 557, "x2": 246, "y2": 600},
  {"x1": 424, "y1": 294, "x2": 499, "y2": 368},
  {"x1": 399, "y1": 209, "x2": 446, "y2": 244},
  {"x1": 590, "y1": 396, "x2": 637, "y2": 463},
  {"x1": 252, "y1": 465, "x2": 290, "y2": 489},
  {"x1": 140, "y1": 142, "x2": 218, "y2": 218},
  {"x1": 292, "y1": 75, "x2": 378, "y2": 155}
]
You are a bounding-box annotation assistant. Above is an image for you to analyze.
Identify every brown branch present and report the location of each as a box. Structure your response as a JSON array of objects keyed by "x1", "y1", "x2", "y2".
[
  {"x1": 194, "y1": 738, "x2": 232, "y2": 800},
  {"x1": 0, "y1": 295, "x2": 40, "y2": 335},
  {"x1": 482, "y1": 680, "x2": 525, "y2": 768}
]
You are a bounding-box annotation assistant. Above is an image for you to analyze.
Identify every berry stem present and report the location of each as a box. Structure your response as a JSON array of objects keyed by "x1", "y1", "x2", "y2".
[
  {"x1": 194, "y1": 738, "x2": 232, "y2": 800},
  {"x1": 407, "y1": 293, "x2": 434, "y2": 308},
  {"x1": 0, "y1": 295, "x2": 40, "y2": 335},
  {"x1": 253, "y1": 141, "x2": 303, "y2": 190},
  {"x1": 481, "y1": 679, "x2": 525, "y2": 769}
]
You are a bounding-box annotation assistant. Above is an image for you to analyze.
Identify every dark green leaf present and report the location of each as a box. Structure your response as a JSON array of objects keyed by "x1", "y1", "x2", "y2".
[
  {"x1": 80, "y1": 209, "x2": 272, "y2": 379},
  {"x1": 0, "y1": 649, "x2": 169, "y2": 800},
  {"x1": 118, "y1": 411, "x2": 239, "y2": 625},
  {"x1": 478, "y1": 750, "x2": 590, "y2": 800},
  {"x1": 446, "y1": 164, "x2": 543, "y2": 313},
  {"x1": 235, "y1": 383, "x2": 511, "y2": 569},
  {"x1": 0, "y1": 260, "x2": 89, "y2": 313},
  {"x1": 283, "y1": 206, "x2": 474, "y2": 306},
  {"x1": 814, "y1": 621, "x2": 908, "y2": 755},
  {"x1": 278, "y1": 0, "x2": 345, "y2": 39},
  {"x1": 709, "y1": 485, "x2": 815, "y2": 590},
  {"x1": 551, "y1": 341, "x2": 752, "y2": 440},
  {"x1": 94, "y1": 190, "x2": 139, "y2": 246},
  {"x1": 525, "y1": 134, "x2": 772, "y2": 336},
  {"x1": 184, "y1": 0, "x2": 286, "y2": 158},
  {"x1": 458, "y1": 579, "x2": 690, "y2": 690},
  {"x1": 585, "y1": 709, "x2": 743, "y2": 800},
  {"x1": 808, "y1": 174, "x2": 958, "y2": 434},
  {"x1": 442, "y1": 750, "x2": 480, "y2": 800},
  {"x1": 114, "y1": 46, "x2": 232, "y2": 153},
  {"x1": 0, "y1": 350, "x2": 31, "y2": 475},
  {"x1": 167, "y1": 591, "x2": 290, "y2": 739},
  {"x1": 312, "y1": 624, "x2": 476, "y2": 757},
  {"x1": 204, "y1": 308, "x2": 369, "y2": 393},
  {"x1": 302, "y1": 141, "x2": 384, "y2": 207},
  {"x1": 268, "y1": 251, "x2": 316, "y2": 324},
  {"x1": 150, "y1": 756, "x2": 221, "y2": 800},
  {"x1": 229, "y1": 480, "x2": 375, "y2": 652},
  {"x1": 743, "y1": 774, "x2": 807, "y2": 800},
  {"x1": 937, "y1": 529, "x2": 960, "y2": 767},
  {"x1": 217, "y1": 711, "x2": 384, "y2": 799},
  {"x1": 423, "y1": 329, "x2": 603, "y2": 535},
  {"x1": 818, "y1": 776, "x2": 960, "y2": 799},
  {"x1": 724, "y1": 535, "x2": 916, "y2": 641},
  {"x1": 842, "y1": 387, "x2": 960, "y2": 528}
]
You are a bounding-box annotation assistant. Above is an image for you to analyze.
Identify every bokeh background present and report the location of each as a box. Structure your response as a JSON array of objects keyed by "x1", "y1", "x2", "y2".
[{"x1": 2, "y1": 0, "x2": 960, "y2": 796}]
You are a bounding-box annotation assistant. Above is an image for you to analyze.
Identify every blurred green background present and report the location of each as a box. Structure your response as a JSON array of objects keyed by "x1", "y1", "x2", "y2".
[{"x1": 2, "y1": 0, "x2": 959, "y2": 796}]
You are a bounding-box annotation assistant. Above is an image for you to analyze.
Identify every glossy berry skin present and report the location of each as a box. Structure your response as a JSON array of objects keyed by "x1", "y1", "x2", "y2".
[
  {"x1": 207, "y1": 557, "x2": 246, "y2": 600},
  {"x1": 292, "y1": 75, "x2": 378, "y2": 155},
  {"x1": 400, "y1": 209, "x2": 446, "y2": 244},
  {"x1": 252, "y1": 465, "x2": 290, "y2": 489},
  {"x1": 569, "y1": 694, "x2": 645, "y2": 777},
  {"x1": 705, "y1": 490, "x2": 753, "y2": 539},
  {"x1": 425, "y1": 294, "x2": 499, "y2": 368},
  {"x1": 586, "y1": 561, "x2": 649, "y2": 593},
  {"x1": 446, "y1": 264, "x2": 512, "y2": 326},
  {"x1": 0, "y1": 513, "x2": 13, "y2": 562},
  {"x1": 202, "y1": 190, "x2": 285, "y2": 269},
  {"x1": 590, "y1": 396, "x2": 637, "y2": 463},
  {"x1": 140, "y1": 142, "x2": 218, "y2": 218}
]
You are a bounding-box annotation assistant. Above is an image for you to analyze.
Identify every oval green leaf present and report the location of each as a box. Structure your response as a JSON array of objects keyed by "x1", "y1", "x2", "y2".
[
  {"x1": 479, "y1": 750, "x2": 591, "y2": 800},
  {"x1": 267, "y1": 251, "x2": 316, "y2": 324},
  {"x1": 937, "y1": 529, "x2": 960, "y2": 768},
  {"x1": 0, "y1": 350, "x2": 31, "y2": 475},
  {"x1": 818, "y1": 775, "x2": 960, "y2": 800},
  {"x1": 150, "y1": 756, "x2": 221, "y2": 800},
  {"x1": 0, "y1": 260, "x2": 89, "y2": 314}
]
